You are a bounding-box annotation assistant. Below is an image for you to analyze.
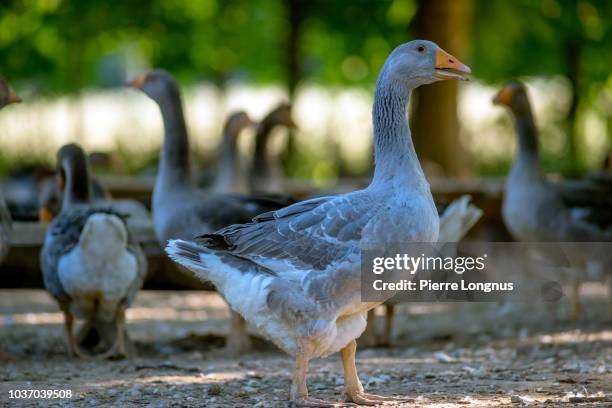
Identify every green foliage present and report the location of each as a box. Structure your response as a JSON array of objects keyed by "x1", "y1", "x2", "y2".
[{"x1": 472, "y1": 0, "x2": 612, "y2": 90}]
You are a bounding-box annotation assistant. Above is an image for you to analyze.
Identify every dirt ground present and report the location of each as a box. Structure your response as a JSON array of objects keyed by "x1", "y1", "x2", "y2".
[{"x1": 0, "y1": 288, "x2": 611, "y2": 407}]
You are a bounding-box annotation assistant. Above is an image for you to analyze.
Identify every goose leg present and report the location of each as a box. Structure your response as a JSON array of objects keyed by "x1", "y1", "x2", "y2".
[
  {"x1": 341, "y1": 339, "x2": 406, "y2": 404},
  {"x1": 607, "y1": 275, "x2": 612, "y2": 318},
  {"x1": 99, "y1": 306, "x2": 128, "y2": 360},
  {"x1": 570, "y1": 279, "x2": 582, "y2": 321},
  {"x1": 224, "y1": 311, "x2": 252, "y2": 355},
  {"x1": 380, "y1": 304, "x2": 395, "y2": 347},
  {"x1": 64, "y1": 311, "x2": 86, "y2": 358},
  {"x1": 358, "y1": 310, "x2": 377, "y2": 348},
  {"x1": 291, "y1": 338, "x2": 339, "y2": 407}
]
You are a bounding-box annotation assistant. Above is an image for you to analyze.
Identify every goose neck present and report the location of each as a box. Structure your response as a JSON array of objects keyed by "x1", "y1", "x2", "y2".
[
  {"x1": 158, "y1": 90, "x2": 192, "y2": 186},
  {"x1": 61, "y1": 158, "x2": 91, "y2": 208},
  {"x1": 371, "y1": 77, "x2": 426, "y2": 189}
]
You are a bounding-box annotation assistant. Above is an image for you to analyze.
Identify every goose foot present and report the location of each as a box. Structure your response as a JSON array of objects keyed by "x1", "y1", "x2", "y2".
[
  {"x1": 223, "y1": 311, "x2": 252, "y2": 355},
  {"x1": 344, "y1": 391, "x2": 408, "y2": 405},
  {"x1": 341, "y1": 340, "x2": 407, "y2": 406},
  {"x1": 292, "y1": 396, "x2": 351, "y2": 407}
]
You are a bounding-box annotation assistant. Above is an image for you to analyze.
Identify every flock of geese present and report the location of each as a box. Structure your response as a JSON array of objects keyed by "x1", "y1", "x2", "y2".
[{"x1": 1, "y1": 40, "x2": 611, "y2": 406}]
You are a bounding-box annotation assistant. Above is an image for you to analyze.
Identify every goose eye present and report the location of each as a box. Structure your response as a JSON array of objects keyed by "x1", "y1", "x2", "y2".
[{"x1": 417, "y1": 45, "x2": 425, "y2": 53}]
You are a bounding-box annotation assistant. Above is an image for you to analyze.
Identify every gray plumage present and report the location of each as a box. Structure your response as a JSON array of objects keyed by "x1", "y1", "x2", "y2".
[
  {"x1": 495, "y1": 81, "x2": 612, "y2": 242},
  {"x1": 166, "y1": 40, "x2": 472, "y2": 405},
  {"x1": 40, "y1": 144, "x2": 146, "y2": 357},
  {"x1": 130, "y1": 70, "x2": 295, "y2": 246}
]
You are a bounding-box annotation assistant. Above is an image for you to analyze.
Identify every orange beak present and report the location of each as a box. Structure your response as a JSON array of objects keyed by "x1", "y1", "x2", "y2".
[
  {"x1": 493, "y1": 86, "x2": 513, "y2": 106},
  {"x1": 127, "y1": 73, "x2": 147, "y2": 89},
  {"x1": 8, "y1": 87, "x2": 21, "y2": 104},
  {"x1": 434, "y1": 48, "x2": 471, "y2": 81},
  {"x1": 38, "y1": 206, "x2": 55, "y2": 223}
]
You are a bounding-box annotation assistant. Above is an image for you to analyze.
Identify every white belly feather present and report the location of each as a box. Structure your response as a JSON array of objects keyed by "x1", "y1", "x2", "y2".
[{"x1": 58, "y1": 213, "x2": 138, "y2": 320}]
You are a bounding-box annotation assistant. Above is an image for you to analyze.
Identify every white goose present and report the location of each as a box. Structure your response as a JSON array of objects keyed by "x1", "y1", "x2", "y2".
[{"x1": 167, "y1": 40, "x2": 471, "y2": 406}]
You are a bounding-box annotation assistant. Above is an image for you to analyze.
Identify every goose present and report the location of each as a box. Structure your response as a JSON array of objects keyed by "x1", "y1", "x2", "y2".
[
  {"x1": 0, "y1": 77, "x2": 20, "y2": 262},
  {"x1": 128, "y1": 70, "x2": 294, "y2": 354},
  {"x1": 41, "y1": 143, "x2": 146, "y2": 358},
  {"x1": 250, "y1": 102, "x2": 296, "y2": 193},
  {"x1": 210, "y1": 111, "x2": 255, "y2": 194},
  {"x1": 493, "y1": 81, "x2": 612, "y2": 319},
  {"x1": 361, "y1": 196, "x2": 483, "y2": 347},
  {"x1": 167, "y1": 40, "x2": 471, "y2": 406},
  {"x1": 37, "y1": 169, "x2": 150, "y2": 227}
]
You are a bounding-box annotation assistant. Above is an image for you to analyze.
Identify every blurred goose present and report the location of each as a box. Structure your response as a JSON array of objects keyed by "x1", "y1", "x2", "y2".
[
  {"x1": 494, "y1": 81, "x2": 612, "y2": 319},
  {"x1": 128, "y1": 70, "x2": 294, "y2": 354},
  {"x1": 167, "y1": 40, "x2": 471, "y2": 405},
  {"x1": 41, "y1": 144, "x2": 146, "y2": 358},
  {"x1": 37, "y1": 169, "x2": 150, "y2": 227},
  {"x1": 211, "y1": 111, "x2": 255, "y2": 194},
  {"x1": 250, "y1": 102, "x2": 296, "y2": 193},
  {"x1": 361, "y1": 196, "x2": 483, "y2": 347},
  {"x1": 0, "y1": 77, "x2": 20, "y2": 262}
]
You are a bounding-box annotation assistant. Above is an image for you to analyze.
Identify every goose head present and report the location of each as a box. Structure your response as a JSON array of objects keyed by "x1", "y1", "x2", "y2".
[
  {"x1": 127, "y1": 69, "x2": 179, "y2": 103},
  {"x1": 224, "y1": 111, "x2": 255, "y2": 136},
  {"x1": 0, "y1": 77, "x2": 21, "y2": 109},
  {"x1": 493, "y1": 81, "x2": 531, "y2": 115},
  {"x1": 56, "y1": 143, "x2": 91, "y2": 206},
  {"x1": 381, "y1": 40, "x2": 470, "y2": 88},
  {"x1": 263, "y1": 102, "x2": 297, "y2": 129}
]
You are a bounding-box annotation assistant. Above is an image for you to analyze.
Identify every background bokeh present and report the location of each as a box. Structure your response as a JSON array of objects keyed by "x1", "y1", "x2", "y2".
[{"x1": 0, "y1": 0, "x2": 610, "y2": 182}]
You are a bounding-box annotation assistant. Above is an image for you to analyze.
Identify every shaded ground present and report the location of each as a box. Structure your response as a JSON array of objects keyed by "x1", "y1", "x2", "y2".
[{"x1": 0, "y1": 288, "x2": 610, "y2": 407}]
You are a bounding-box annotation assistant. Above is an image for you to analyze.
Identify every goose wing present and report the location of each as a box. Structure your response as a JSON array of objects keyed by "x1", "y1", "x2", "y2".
[
  {"x1": 40, "y1": 208, "x2": 93, "y2": 306},
  {"x1": 554, "y1": 174, "x2": 612, "y2": 231},
  {"x1": 196, "y1": 192, "x2": 381, "y2": 273}
]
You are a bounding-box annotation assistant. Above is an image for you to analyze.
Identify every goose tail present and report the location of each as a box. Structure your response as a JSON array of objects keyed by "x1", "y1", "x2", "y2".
[
  {"x1": 438, "y1": 195, "x2": 482, "y2": 243},
  {"x1": 166, "y1": 239, "x2": 213, "y2": 277}
]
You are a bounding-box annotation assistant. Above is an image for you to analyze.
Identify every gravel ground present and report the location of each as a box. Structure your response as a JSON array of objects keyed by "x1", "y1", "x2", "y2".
[{"x1": 0, "y1": 288, "x2": 611, "y2": 407}]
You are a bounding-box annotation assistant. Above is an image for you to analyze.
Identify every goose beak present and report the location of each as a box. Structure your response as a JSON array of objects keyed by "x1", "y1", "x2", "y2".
[
  {"x1": 493, "y1": 86, "x2": 513, "y2": 106},
  {"x1": 127, "y1": 74, "x2": 147, "y2": 89},
  {"x1": 38, "y1": 206, "x2": 55, "y2": 223},
  {"x1": 8, "y1": 87, "x2": 21, "y2": 104},
  {"x1": 434, "y1": 48, "x2": 471, "y2": 81}
]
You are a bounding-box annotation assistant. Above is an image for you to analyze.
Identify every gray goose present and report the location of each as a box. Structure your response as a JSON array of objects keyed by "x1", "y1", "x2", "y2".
[
  {"x1": 167, "y1": 40, "x2": 471, "y2": 406},
  {"x1": 250, "y1": 102, "x2": 296, "y2": 193},
  {"x1": 41, "y1": 143, "x2": 146, "y2": 358},
  {"x1": 494, "y1": 81, "x2": 612, "y2": 319},
  {"x1": 0, "y1": 77, "x2": 20, "y2": 262},
  {"x1": 128, "y1": 70, "x2": 293, "y2": 354},
  {"x1": 210, "y1": 111, "x2": 255, "y2": 194},
  {"x1": 37, "y1": 168, "x2": 150, "y2": 227}
]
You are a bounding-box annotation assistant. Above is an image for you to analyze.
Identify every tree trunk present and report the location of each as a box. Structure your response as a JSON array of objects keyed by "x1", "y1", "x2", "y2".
[
  {"x1": 281, "y1": 0, "x2": 303, "y2": 175},
  {"x1": 564, "y1": 37, "x2": 581, "y2": 176},
  {"x1": 411, "y1": 0, "x2": 472, "y2": 177}
]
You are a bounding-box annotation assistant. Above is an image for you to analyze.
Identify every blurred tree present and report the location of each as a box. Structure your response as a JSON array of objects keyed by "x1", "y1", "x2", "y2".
[
  {"x1": 471, "y1": 0, "x2": 612, "y2": 175},
  {"x1": 410, "y1": 0, "x2": 473, "y2": 177},
  {"x1": 1, "y1": 0, "x2": 610, "y2": 177}
]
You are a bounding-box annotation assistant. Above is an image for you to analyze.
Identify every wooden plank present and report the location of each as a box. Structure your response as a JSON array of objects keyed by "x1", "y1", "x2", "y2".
[
  {"x1": 9, "y1": 221, "x2": 159, "y2": 248},
  {"x1": 97, "y1": 175, "x2": 505, "y2": 201}
]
